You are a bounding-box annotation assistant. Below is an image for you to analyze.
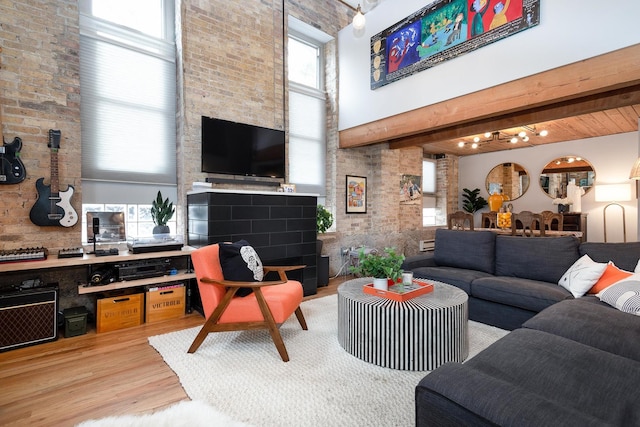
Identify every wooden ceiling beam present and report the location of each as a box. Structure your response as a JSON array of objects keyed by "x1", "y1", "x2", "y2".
[
  {"x1": 339, "y1": 43, "x2": 640, "y2": 149},
  {"x1": 389, "y1": 84, "x2": 640, "y2": 149}
]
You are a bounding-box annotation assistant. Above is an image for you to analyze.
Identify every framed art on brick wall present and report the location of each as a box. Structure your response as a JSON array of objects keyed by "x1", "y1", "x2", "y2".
[{"x1": 346, "y1": 175, "x2": 367, "y2": 214}]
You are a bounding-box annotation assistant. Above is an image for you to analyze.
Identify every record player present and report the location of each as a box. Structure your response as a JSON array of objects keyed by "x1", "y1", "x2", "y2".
[{"x1": 127, "y1": 234, "x2": 184, "y2": 254}]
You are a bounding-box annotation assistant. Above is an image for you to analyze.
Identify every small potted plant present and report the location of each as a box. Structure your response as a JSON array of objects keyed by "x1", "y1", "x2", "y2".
[
  {"x1": 316, "y1": 205, "x2": 333, "y2": 234},
  {"x1": 151, "y1": 191, "x2": 175, "y2": 235},
  {"x1": 351, "y1": 247, "x2": 405, "y2": 290}
]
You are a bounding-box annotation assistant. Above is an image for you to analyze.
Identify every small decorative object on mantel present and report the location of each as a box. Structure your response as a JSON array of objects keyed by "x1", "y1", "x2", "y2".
[
  {"x1": 151, "y1": 191, "x2": 175, "y2": 235},
  {"x1": 280, "y1": 183, "x2": 296, "y2": 193},
  {"x1": 552, "y1": 197, "x2": 572, "y2": 213}
]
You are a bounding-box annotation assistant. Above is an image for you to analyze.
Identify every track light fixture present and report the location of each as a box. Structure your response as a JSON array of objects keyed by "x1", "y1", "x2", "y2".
[{"x1": 457, "y1": 125, "x2": 548, "y2": 150}]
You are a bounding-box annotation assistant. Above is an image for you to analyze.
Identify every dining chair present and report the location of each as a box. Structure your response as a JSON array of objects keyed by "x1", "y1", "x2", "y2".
[
  {"x1": 448, "y1": 211, "x2": 474, "y2": 230},
  {"x1": 511, "y1": 211, "x2": 545, "y2": 237},
  {"x1": 188, "y1": 243, "x2": 307, "y2": 362},
  {"x1": 481, "y1": 211, "x2": 498, "y2": 228},
  {"x1": 541, "y1": 210, "x2": 564, "y2": 231}
]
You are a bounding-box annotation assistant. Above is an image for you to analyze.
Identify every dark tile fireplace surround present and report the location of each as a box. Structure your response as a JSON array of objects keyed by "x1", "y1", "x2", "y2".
[{"x1": 187, "y1": 190, "x2": 318, "y2": 296}]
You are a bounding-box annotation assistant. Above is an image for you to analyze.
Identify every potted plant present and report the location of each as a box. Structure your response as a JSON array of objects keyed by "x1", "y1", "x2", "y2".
[
  {"x1": 151, "y1": 191, "x2": 175, "y2": 235},
  {"x1": 350, "y1": 247, "x2": 405, "y2": 290},
  {"x1": 316, "y1": 204, "x2": 333, "y2": 234},
  {"x1": 462, "y1": 188, "x2": 488, "y2": 213}
]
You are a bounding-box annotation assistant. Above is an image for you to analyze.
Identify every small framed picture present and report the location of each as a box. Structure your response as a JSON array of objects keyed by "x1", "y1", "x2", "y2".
[
  {"x1": 346, "y1": 175, "x2": 367, "y2": 214},
  {"x1": 280, "y1": 183, "x2": 296, "y2": 193}
]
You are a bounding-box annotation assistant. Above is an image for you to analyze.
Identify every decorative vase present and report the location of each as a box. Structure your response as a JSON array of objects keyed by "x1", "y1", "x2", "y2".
[
  {"x1": 373, "y1": 278, "x2": 388, "y2": 291},
  {"x1": 488, "y1": 192, "x2": 506, "y2": 212},
  {"x1": 497, "y1": 212, "x2": 512, "y2": 229},
  {"x1": 152, "y1": 225, "x2": 170, "y2": 236}
]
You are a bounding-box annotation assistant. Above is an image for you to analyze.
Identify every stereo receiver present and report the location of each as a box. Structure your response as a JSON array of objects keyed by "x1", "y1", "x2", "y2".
[{"x1": 114, "y1": 258, "x2": 171, "y2": 281}]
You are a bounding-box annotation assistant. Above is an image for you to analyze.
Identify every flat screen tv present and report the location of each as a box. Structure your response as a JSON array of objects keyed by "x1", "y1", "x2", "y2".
[{"x1": 201, "y1": 116, "x2": 285, "y2": 178}]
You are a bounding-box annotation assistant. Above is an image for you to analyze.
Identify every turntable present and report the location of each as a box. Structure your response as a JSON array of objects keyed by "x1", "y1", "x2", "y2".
[{"x1": 127, "y1": 234, "x2": 184, "y2": 254}]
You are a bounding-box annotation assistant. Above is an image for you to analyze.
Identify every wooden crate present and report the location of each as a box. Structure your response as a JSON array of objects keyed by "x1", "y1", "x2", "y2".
[
  {"x1": 146, "y1": 285, "x2": 185, "y2": 323},
  {"x1": 96, "y1": 293, "x2": 144, "y2": 333}
]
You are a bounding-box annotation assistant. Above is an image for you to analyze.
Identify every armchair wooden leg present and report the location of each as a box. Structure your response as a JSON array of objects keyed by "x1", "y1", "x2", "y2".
[
  {"x1": 187, "y1": 288, "x2": 236, "y2": 354},
  {"x1": 254, "y1": 288, "x2": 290, "y2": 362},
  {"x1": 295, "y1": 307, "x2": 308, "y2": 330}
]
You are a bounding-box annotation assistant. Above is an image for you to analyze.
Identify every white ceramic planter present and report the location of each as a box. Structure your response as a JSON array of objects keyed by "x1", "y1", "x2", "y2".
[{"x1": 372, "y1": 277, "x2": 388, "y2": 291}]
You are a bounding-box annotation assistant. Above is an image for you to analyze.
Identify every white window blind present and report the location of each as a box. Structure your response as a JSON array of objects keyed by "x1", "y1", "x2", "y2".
[{"x1": 79, "y1": 8, "x2": 176, "y2": 186}]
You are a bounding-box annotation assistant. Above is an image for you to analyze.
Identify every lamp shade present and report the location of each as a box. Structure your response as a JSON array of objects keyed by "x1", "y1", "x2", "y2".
[
  {"x1": 594, "y1": 183, "x2": 632, "y2": 202},
  {"x1": 630, "y1": 157, "x2": 640, "y2": 179}
]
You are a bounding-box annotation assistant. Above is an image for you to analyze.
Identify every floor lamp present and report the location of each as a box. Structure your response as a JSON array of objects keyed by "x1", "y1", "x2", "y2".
[{"x1": 594, "y1": 183, "x2": 632, "y2": 242}]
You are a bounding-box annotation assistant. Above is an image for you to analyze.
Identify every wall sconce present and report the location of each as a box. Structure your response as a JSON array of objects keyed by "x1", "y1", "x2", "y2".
[
  {"x1": 337, "y1": 1, "x2": 367, "y2": 30},
  {"x1": 594, "y1": 183, "x2": 632, "y2": 242}
]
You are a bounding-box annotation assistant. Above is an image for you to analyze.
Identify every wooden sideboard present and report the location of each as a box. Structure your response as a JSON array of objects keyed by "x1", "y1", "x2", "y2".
[{"x1": 561, "y1": 213, "x2": 588, "y2": 242}]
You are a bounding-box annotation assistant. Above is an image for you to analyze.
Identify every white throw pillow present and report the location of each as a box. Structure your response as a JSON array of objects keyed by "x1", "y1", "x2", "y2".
[
  {"x1": 597, "y1": 274, "x2": 640, "y2": 315},
  {"x1": 635, "y1": 258, "x2": 640, "y2": 273},
  {"x1": 558, "y1": 254, "x2": 607, "y2": 298}
]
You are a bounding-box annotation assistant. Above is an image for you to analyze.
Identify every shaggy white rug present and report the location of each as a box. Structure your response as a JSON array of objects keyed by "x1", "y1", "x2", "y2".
[
  {"x1": 147, "y1": 295, "x2": 508, "y2": 427},
  {"x1": 76, "y1": 400, "x2": 252, "y2": 427}
]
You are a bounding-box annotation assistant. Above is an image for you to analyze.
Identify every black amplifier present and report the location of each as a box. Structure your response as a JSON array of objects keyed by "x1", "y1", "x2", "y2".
[
  {"x1": 115, "y1": 258, "x2": 170, "y2": 281},
  {"x1": 0, "y1": 287, "x2": 58, "y2": 352}
]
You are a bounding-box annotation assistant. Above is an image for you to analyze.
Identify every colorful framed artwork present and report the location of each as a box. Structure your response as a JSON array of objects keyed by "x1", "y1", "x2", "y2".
[
  {"x1": 400, "y1": 174, "x2": 422, "y2": 205},
  {"x1": 370, "y1": 0, "x2": 540, "y2": 89},
  {"x1": 346, "y1": 175, "x2": 367, "y2": 214}
]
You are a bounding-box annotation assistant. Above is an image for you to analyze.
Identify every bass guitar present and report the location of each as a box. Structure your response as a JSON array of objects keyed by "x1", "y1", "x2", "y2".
[
  {"x1": 29, "y1": 129, "x2": 78, "y2": 227},
  {"x1": 0, "y1": 46, "x2": 27, "y2": 184}
]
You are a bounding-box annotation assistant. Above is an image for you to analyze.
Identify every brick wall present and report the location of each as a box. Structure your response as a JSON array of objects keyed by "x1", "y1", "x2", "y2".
[{"x1": 0, "y1": 0, "x2": 456, "y2": 268}]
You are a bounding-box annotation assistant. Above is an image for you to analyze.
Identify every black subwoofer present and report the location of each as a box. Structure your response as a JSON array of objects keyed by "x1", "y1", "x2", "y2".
[{"x1": 0, "y1": 287, "x2": 58, "y2": 352}]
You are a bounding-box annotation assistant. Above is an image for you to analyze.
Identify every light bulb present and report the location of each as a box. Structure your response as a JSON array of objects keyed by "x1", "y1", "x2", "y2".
[
  {"x1": 352, "y1": 5, "x2": 366, "y2": 30},
  {"x1": 471, "y1": 142, "x2": 479, "y2": 149},
  {"x1": 484, "y1": 132, "x2": 492, "y2": 138},
  {"x1": 539, "y1": 129, "x2": 548, "y2": 137},
  {"x1": 473, "y1": 136, "x2": 480, "y2": 143},
  {"x1": 510, "y1": 137, "x2": 518, "y2": 143},
  {"x1": 518, "y1": 131, "x2": 526, "y2": 138},
  {"x1": 458, "y1": 141, "x2": 465, "y2": 148},
  {"x1": 522, "y1": 136, "x2": 529, "y2": 142}
]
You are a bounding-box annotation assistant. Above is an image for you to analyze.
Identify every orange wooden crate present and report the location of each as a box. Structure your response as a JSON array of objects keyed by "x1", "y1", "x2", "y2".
[
  {"x1": 146, "y1": 285, "x2": 185, "y2": 323},
  {"x1": 363, "y1": 280, "x2": 434, "y2": 302},
  {"x1": 96, "y1": 293, "x2": 144, "y2": 333}
]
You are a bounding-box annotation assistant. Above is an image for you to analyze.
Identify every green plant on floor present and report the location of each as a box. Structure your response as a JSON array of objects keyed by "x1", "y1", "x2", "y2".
[
  {"x1": 350, "y1": 247, "x2": 405, "y2": 281},
  {"x1": 462, "y1": 188, "x2": 488, "y2": 213},
  {"x1": 316, "y1": 205, "x2": 333, "y2": 233}
]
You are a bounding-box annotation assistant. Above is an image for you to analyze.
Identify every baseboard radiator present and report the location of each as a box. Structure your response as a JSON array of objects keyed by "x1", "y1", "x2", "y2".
[
  {"x1": 0, "y1": 287, "x2": 58, "y2": 352},
  {"x1": 419, "y1": 239, "x2": 435, "y2": 252}
]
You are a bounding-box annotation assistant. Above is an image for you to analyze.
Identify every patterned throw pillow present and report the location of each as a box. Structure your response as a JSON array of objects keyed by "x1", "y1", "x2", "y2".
[
  {"x1": 588, "y1": 262, "x2": 633, "y2": 294},
  {"x1": 218, "y1": 240, "x2": 264, "y2": 297},
  {"x1": 558, "y1": 254, "x2": 607, "y2": 298},
  {"x1": 597, "y1": 274, "x2": 640, "y2": 315}
]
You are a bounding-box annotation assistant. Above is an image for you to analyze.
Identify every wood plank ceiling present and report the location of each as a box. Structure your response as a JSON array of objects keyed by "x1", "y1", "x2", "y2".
[{"x1": 339, "y1": 44, "x2": 640, "y2": 157}]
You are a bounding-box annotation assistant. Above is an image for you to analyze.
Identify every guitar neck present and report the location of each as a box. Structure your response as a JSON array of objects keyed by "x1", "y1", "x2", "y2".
[{"x1": 50, "y1": 148, "x2": 59, "y2": 194}]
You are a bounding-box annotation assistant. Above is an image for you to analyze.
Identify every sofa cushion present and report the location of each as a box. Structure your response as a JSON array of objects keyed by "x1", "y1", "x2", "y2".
[
  {"x1": 433, "y1": 229, "x2": 496, "y2": 274},
  {"x1": 523, "y1": 298, "x2": 640, "y2": 362},
  {"x1": 495, "y1": 235, "x2": 580, "y2": 283},
  {"x1": 471, "y1": 276, "x2": 573, "y2": 312},
  {"x1": 412, "y1": 266, "x2": 493, "y2": 294},
  {"x1": 558, "y1": 254, "x2": 607, "y2": 298},
  {"x1": 588, "y1": 261, "x2": 632, "y2": 294},
  {"x1": 580, "y1": 241, "x2": 640, "y2": 272},
  {"x1": 597, "y1": 274, "x2": 640, "y2": 315}
]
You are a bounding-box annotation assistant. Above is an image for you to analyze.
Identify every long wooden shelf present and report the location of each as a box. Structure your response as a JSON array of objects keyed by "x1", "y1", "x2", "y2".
[
  {"x1": 77, "y1": 270, "x2": 196, "y2": 295},
  {"x1": 0, "y1": 247, "x2": 195, "y2": 273}
]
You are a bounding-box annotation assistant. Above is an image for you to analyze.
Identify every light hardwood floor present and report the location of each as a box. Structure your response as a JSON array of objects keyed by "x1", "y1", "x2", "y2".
[{"x1": 0, "y1": 276, "x2": 346, "y2": 426}]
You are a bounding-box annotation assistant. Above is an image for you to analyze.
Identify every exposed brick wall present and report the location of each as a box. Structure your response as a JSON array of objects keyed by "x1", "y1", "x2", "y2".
[
  {"x1": 0, "y1": 0, "x2": 81, "y2": 251},
  {"x1": 0, "y1": 0, "x2": 457, "y2": 269}
]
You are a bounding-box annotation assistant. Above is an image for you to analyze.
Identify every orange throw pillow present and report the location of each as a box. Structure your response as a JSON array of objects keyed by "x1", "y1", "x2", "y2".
[{"x1": 588, "y1": 262, "x2": 633, "y2": 294}]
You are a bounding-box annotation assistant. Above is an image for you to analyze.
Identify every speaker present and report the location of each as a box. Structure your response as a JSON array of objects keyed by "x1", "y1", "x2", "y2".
[{"x1": 0, "y1": 287, "x2": 58, "y2": 352}]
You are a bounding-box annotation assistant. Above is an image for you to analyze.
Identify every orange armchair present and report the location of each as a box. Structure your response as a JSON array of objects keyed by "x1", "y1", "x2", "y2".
[{"x1": 188, "y1": 243, "x2": 307, "y2": 362}]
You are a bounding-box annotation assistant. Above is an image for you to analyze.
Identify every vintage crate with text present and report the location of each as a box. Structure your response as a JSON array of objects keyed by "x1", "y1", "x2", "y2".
[
  {"x1": 96, "y1": 293, "x2": 144, "y2": 333},
  {"x1": 146, "y1": 284, "x2": 185, "y2": 323}
]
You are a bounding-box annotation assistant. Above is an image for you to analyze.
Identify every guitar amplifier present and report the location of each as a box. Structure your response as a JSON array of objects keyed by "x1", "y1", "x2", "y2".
[{"x1": 0, "y1": 287, "x2": 58, "y2": 352}]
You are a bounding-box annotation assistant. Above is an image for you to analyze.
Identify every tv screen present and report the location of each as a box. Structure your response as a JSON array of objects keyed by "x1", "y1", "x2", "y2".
[{"x1": 201, "y1": 116, "x2": 285, "y2": 178}]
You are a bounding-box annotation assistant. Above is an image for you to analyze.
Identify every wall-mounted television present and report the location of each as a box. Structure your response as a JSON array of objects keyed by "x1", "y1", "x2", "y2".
[{"x1": 201, "y1": 116, "x2": 285, "y2": 179}]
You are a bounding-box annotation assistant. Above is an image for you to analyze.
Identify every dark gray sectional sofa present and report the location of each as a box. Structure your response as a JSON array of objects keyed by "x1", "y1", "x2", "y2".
[{"x1": 402, "y1": 229, "x2": 640, "y2": 426}]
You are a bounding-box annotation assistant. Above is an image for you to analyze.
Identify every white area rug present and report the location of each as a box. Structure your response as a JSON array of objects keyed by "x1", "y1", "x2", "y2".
[
  {"x1": 148, "y1": 295, "x2": 508, "y2": 427},
  {"x1": 76, "y1": 400, "x2": 251, "y2": 427}
]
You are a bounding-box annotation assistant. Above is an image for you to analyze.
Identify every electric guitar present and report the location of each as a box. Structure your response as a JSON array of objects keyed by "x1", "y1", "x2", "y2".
[
  {"x1": 29, "y1": 129, "x2": 78, "y2": 227},
  {"x1": 0, "y1": 47, "x2": 27, "y2": 184}
]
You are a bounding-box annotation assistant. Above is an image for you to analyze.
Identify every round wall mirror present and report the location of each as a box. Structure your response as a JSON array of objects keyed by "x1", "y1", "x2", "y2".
[
  {"x1": 539, "y1": 156, "x2": 595, "y2": 198},
  {"x1": 485, "y1": 162, "x2": 530, "y2": 201}
]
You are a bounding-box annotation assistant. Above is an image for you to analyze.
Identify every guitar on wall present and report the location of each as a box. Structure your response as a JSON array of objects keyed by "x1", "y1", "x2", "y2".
[
  {"x1": 29, "y1": 129, "x2": 78, "y2": 227},
  {"x1": 0, "y1": 46, "x2": 27, "y2": 185}
]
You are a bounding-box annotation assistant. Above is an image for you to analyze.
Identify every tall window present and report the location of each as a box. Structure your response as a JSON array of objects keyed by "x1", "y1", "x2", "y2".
[
  {"x1": 287, "y1": 18, "x2": 331, "y2": 200},
  {"x1": 422, "y1": 159, "x2": 437, "y2": 226},
  {"x1": 79, "y1": 0, "x2": 176, "y2": 240}
]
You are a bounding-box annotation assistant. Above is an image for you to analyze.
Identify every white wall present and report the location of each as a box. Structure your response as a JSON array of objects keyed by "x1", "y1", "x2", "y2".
[
  {"x1": 338, "y1": 0, "x2": 640, "y2": 130},
  {"x1": 459, "y1": 132, "x2": 639, "y2": 243}
]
